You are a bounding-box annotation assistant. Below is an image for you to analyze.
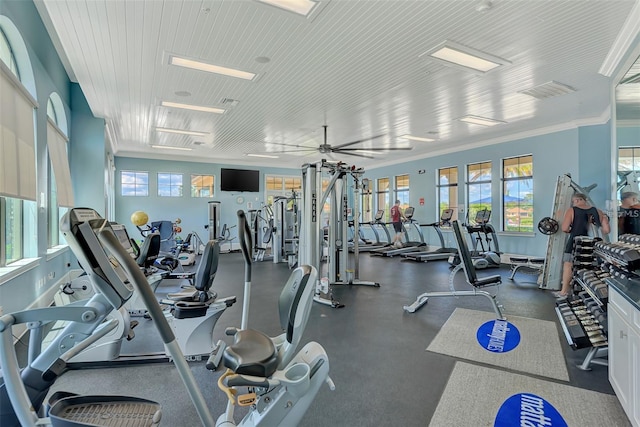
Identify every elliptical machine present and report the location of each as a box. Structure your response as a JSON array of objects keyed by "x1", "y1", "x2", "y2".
[{"x1": 0, "y1": 208, "x2": 334, "y2": 427}]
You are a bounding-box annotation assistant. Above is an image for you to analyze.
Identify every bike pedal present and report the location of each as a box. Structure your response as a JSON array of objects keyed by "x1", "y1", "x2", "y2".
[{"x1": 238, "y1": 392, "x2": 257, "y2": 406}]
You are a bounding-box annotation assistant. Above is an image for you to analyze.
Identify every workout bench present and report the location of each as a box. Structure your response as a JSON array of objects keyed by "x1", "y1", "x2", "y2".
[
  {"x1": 403, "y1": 220, "x2": 505, "y2": 320},
  {"x1": 508, "y1": 256, "x2": 544, "y2": 280}
]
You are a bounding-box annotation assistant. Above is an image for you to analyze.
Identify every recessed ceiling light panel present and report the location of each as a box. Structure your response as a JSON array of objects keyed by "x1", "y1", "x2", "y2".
[
  {"x1": 257, "y1": 0, "x2": 318, "y2": 16},
  {"x1": 169, "y1": 55, "x2": 256, "y2": 81},
  {"x1": 151, "y1": 145, "x2": 193, "y2": 151},
  {"x1": 161, "y1": 101, "x2": 225, "y2": 114},
  {"x1": 156, "y1": 127, "x2": 209, "y2": 136},
  {"x1": 247, "y1": 153, "x2": 279, "y2": 159},
  {"x1": 420, "y1": 40, "x2": 510, "y2": 74},
  {"x1": 401, "y1": 134, "x2": 436, "y2": 142},
  {"x1": 458, "y1": 115, "x2": 506, "y2": 126}
]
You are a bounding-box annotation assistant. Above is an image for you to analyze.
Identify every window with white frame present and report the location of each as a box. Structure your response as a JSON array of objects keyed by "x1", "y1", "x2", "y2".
[
  {"x1": 265, "y1": 175, "x2": 301, "y2": 206},
  {"x1": 394, "y1": 174, "x2": 410, "y2": 209},
  {"x1": 0, "y1": 23, "x2": 37, "y2": 267},
  {"x1": 191, "y1": 174, "x2": 214, "y2": 197},
  {"x1": 437, "y1": 167, "x2": 458, "y2": 223},
  {"x1": 158, "y1": 173, "x2": 183, "y2": 197},
  {"x1": 121, "y1": 171, "x2": 149, "y2": 196},
  {"x1": 502, "y1": 155, "x2": 533, "y2": 232},
  {"x1": 467, "y1": 162, "x2": 492, "y2": 224},
  {"x1": 376, "y1": 177, "x2": 390, "y2": 222}
]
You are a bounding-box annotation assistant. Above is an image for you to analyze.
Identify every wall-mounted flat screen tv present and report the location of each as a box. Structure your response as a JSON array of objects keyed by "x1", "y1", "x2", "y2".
[{"x1": 220, "y1": 168, "x2": 260, "y2": 192}]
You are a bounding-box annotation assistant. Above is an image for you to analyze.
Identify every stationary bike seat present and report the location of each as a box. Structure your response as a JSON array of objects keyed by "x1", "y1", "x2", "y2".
[{"x1": 223, "y1": 330, "x2": 278, "y2": 377}]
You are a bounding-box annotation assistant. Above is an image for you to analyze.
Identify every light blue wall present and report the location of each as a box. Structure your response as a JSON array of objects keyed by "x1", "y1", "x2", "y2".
[
  {"x1": 115, "y1": 126, "x2": 613, "y2": 259},
  {"x1": 578, "y1": 123, "x2": 613, "y2": 208},
  {"x1": 70, "y1": 83, "x2": 106, "y2": 216},
  {"x1": 362, "y1": 127, "x2": 608, "y2": 258},
  {"x1": 114, "y1": 157, "x2": 299, "y2": 242}
]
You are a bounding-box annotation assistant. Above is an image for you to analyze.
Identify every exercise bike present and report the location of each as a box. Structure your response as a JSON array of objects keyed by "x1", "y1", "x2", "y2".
[{"x1": 213, "y1": 210, "x2": 335, "y2": 426}]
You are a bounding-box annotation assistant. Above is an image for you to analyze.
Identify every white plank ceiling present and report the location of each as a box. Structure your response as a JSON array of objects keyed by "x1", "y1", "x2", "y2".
[{"x1": 35, "y1": 0, "x2": 640, "y2": 169}]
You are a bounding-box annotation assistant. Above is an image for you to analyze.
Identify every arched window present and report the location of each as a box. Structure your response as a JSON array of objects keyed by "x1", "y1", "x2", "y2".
[
  {"x1": 0, "y1": 27, "x2": 18, "y2": 78},
  {"x1": 0, "y1": 16, "x2": 37, "y2": 267},
  {"x1": 47, "y1": 93, "x2": 71, "y2": 247}
]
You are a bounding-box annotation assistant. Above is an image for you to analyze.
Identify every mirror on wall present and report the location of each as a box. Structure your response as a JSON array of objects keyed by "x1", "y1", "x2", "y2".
[{"x1": 615, "y1": 55, "x2": 640, "y2": 195}]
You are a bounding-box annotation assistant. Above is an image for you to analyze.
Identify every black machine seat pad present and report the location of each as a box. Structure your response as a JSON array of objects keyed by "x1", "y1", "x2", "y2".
[
  {"x1": 223, "y1": 330, "x2": 278, "y2": 377},
  {"x1": 472, "y1": 274, "x2": 502, "y2": 288}
]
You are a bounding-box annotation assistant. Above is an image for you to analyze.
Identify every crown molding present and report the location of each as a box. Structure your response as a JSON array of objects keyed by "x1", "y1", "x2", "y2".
[{"x1": 599, "y1": 1, "x2": 640, "y2": 77}]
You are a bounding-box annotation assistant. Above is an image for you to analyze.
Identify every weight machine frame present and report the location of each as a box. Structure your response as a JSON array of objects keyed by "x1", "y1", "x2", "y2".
[
  {"x1": 538, "y1": 174, "x2": 608, "y2": 290},
  {"x1": 299, "y1": 160, "x2": 379, "y2": 308}
]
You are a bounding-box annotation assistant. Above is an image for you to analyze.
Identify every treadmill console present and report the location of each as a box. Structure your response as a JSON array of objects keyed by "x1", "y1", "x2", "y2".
[
  {"x1": 61, "y1": 208, "x2": 134, "y2": 309},
  {"x1": 404, "y1": 206, "x2": 415, "y2": 220},
  {"x1": 441, "y1": 209, "x2": 454, "y2": 223},
  {"x1": 474, "y1": 209, "x2": 492, "y2": 225}
]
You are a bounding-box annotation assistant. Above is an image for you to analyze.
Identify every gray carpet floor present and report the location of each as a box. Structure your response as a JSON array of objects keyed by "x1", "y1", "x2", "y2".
[
  {"x1": 28, "y1": 252, "x2": 620, "y2": 426},
  {"x1": 427, "y1": 308, "x2": 570, "y2": 381},
  {"x1": 429, "y1": 362, "x2": 629, "y2": 427}
]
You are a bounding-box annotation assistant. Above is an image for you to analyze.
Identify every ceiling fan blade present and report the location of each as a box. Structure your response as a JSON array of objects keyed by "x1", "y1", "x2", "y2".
[
  {"x1": 267, "y1": 142, "x2": 307, "y2": 148},
  {"x1": 332, "y1": 150, "x2": 374, "y2": 159},
  {"x1": 337, "y1": 147, "x2": 413, "y2": 152},
  {"x1": 332, "y1": 134, "x2": 386, "y2": 150},
  {"x1": 272, "y1": 148, "x2": 318, "y2": 153}
]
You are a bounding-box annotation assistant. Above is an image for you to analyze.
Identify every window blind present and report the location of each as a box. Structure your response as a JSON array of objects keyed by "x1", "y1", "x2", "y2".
[
  {"x1": 0, "y1": 62, "x2": 37, "y2": 201},
  {"x1": 46, "y1": 118, "x2": 74, "y2": 207}
]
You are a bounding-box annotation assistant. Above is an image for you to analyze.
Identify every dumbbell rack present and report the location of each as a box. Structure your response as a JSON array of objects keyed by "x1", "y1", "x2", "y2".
[{"x1": 555, "y1": 236, "x2": 609, "y2": 370}]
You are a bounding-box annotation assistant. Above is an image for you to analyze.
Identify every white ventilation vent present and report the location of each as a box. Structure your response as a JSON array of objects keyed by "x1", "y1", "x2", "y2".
[
  {"x1": 518, "y1": 81, "x2": 576, "y2": 100},
  {"x1": 221, "y1": 98, "x2": 240, "y2": 107}
]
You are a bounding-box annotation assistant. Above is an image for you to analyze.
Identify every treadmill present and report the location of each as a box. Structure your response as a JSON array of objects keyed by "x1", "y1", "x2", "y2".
[
  {"x1": 350, "y1": 209, "x2": 391, "y2": 252},
  {"x1": 403, "y1": 208, "x2": 458, "y2": 262},
  {"x1": 370, "y1": 207, "x2": 426, "y2": 257}
]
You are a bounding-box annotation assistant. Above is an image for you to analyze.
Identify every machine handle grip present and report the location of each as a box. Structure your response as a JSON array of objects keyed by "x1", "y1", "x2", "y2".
[
  {"x1": 226, "y1": 375, "x2": 273, "y2": 388},
  {"x1": 237, "y1": 210, "x2": 253, "y2": 281},
  {"x1": 98, "y1": 229, "x2": 176, "y2": 344}
]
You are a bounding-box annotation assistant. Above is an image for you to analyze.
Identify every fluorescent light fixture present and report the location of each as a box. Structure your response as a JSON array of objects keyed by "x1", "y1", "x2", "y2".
[
  {"x1": 354, "y1": 150, "x2": 380, "y2": 155},
  {"x1": 151, "y1": 145, "x2": 193, "y2": 151},
  {"x1": 401, "y1": 134, "x2": 436, "y2": 142},
  {"x1": 257, "y1": 0, "x2": 318, "y2": 16},
  {"x1": 161, "y1": 101, "x2": 225, "y2": 114},
  {"x1": 156, "y1": 127, "x2": 209, "y2": 136},
  {"x1": 169, "y1": 55, "x2": 256, "y2": 80},
  {"x1": 458, "y1": 115, "x2": 505, "y2": 127},
  {"x1": 247, "y1": 153, "x2": 280, "y2": 159},
  {"x1": 420, "y1": 41, "x2": 510, "y2": 73}
]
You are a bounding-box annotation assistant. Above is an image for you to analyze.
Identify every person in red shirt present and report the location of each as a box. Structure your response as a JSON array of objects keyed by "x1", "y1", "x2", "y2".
[{"x1": 390, "y1": 200, "x2": 406, "y2": 248}]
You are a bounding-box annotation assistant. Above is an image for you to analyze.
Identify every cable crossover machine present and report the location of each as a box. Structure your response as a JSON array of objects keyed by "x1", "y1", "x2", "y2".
[{"x1": 299, "y1": 160, "x2": 380, "y2": 308}]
